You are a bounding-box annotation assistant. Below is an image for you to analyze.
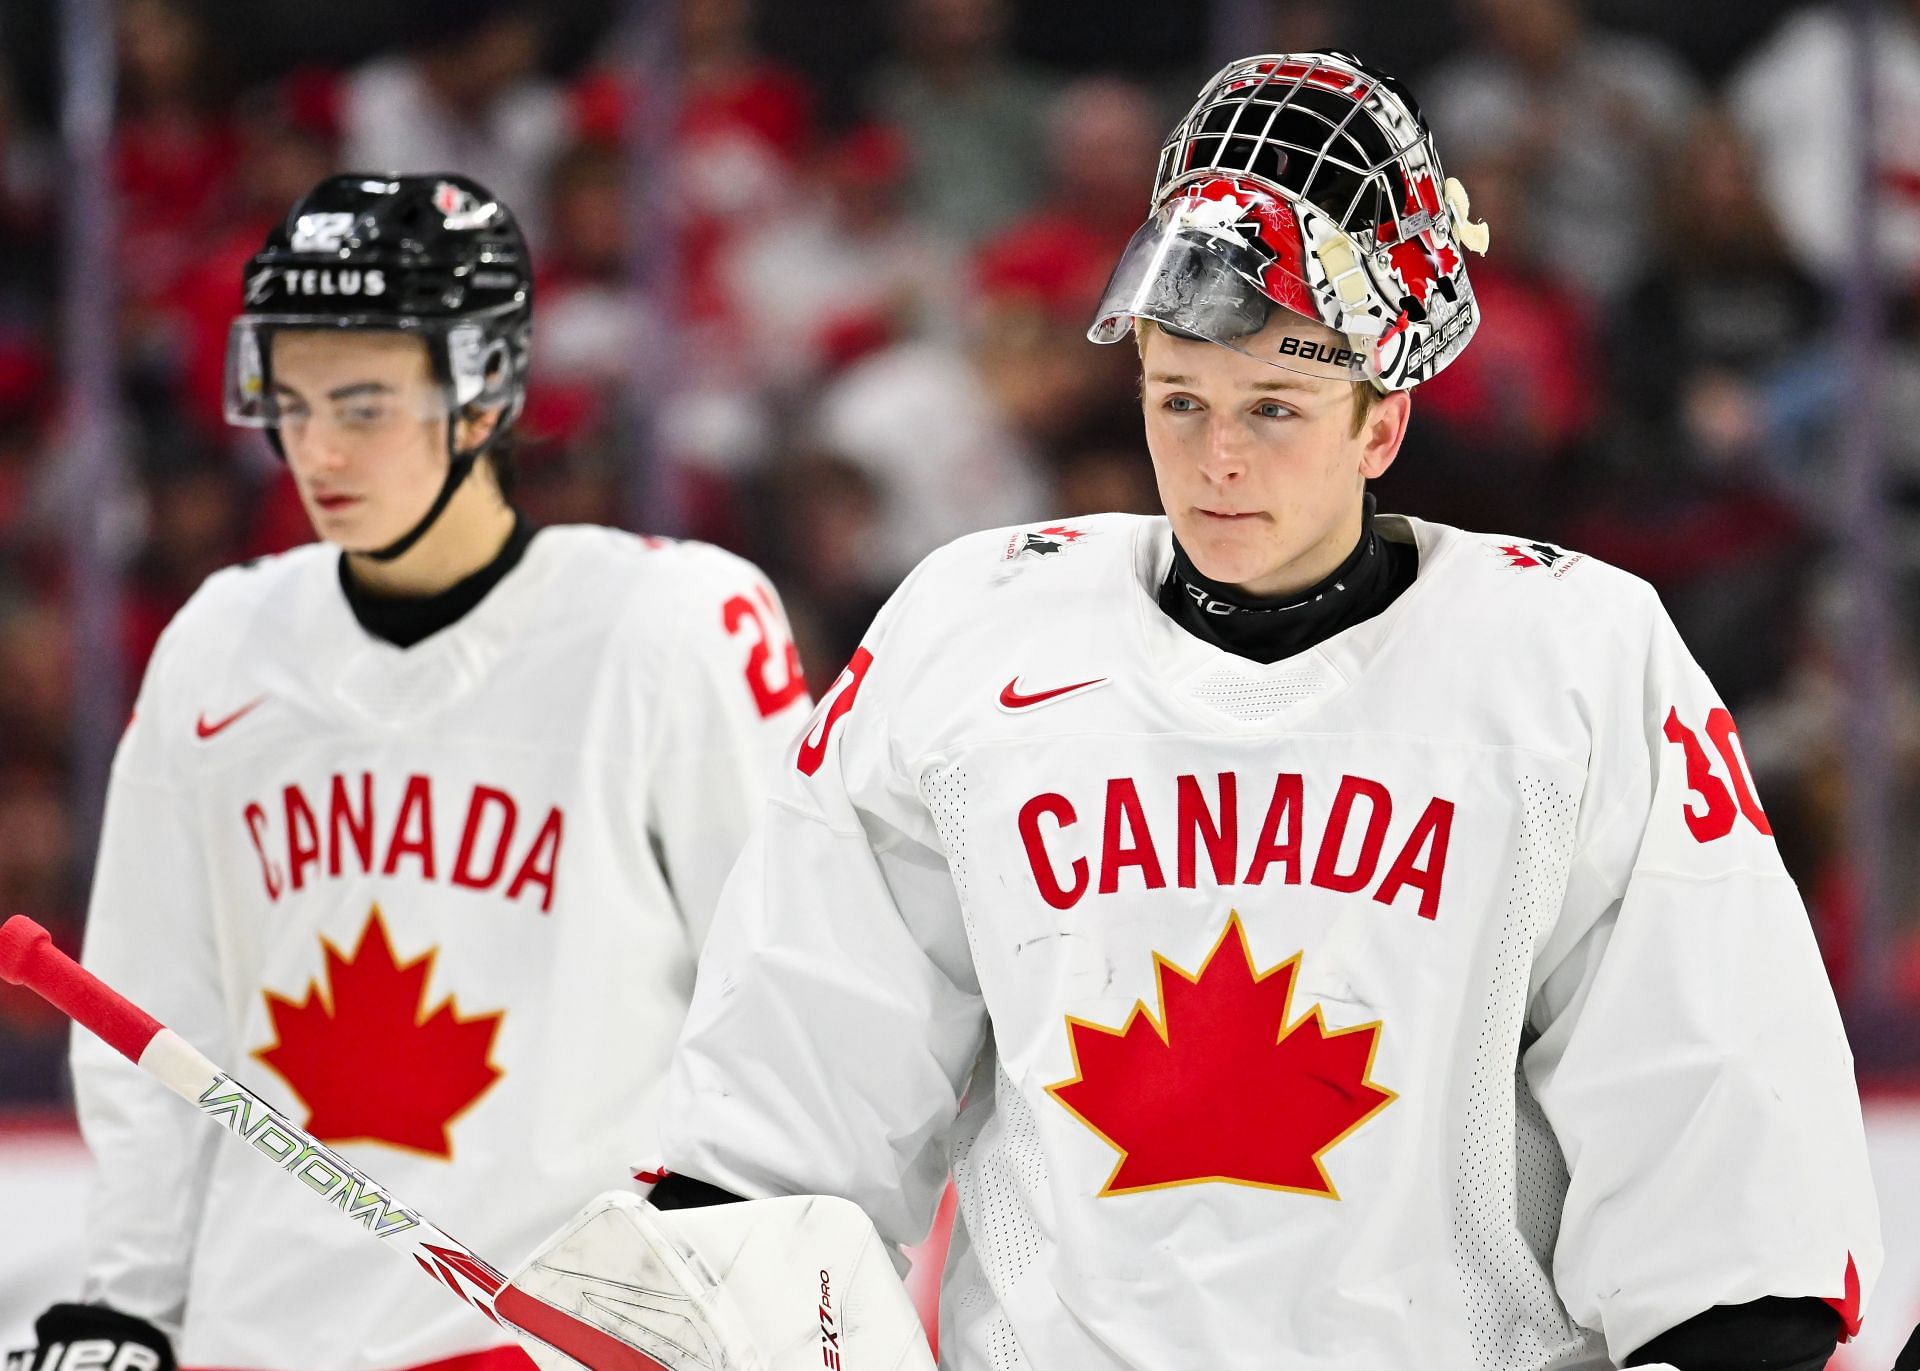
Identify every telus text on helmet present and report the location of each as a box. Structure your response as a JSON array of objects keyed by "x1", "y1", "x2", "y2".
[{"x1": 272, "y1": 268, "x2": 388, "y2": 298}]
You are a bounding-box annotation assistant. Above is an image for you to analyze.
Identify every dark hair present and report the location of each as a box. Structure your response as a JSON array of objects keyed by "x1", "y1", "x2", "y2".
[{"x1": 482, "y1": 426, "x2": 519, "y2": 501}]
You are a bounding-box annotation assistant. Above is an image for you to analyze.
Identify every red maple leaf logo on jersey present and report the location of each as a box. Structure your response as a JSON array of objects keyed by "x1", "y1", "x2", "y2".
[
  {"x1": 255, "y1": 909, "x2": 504, "y2": 1157},
  {"x1": 1048, "y1": 915, "x2": 1393, "y2": 1197},
  {"x1": 1037, "y1": 525, "x2": 1087, "y2": 542}
]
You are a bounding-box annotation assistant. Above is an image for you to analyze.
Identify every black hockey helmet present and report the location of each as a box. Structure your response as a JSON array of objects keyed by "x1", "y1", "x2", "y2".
[{"x1": 225, "y1": 172, "x2": 534, "y2": 560}]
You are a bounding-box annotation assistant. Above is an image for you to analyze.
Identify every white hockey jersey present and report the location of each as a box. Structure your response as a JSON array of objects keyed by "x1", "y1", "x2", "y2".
[
  {"x1": 659, "y1": 513, "x2": 1882, "y2": 1371},
  {"x1": 73, "y1": 527, "x2": 812, "y2": 1370}
]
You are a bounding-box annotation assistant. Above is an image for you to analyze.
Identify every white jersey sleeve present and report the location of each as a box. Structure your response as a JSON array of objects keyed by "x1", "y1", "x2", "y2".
[
  {"x1": 644, "y1": 546, "x2": 814, "y2": 946},
  {"x1": 1524, "y1": 587, "x2": 1879, "y2": 1362},
  {"x1": 71, "y1": 604, "x2": 229, "y2": 1337},
  {"x1": 659, "y1": 560, "x2": 989, "y2": 1247}
]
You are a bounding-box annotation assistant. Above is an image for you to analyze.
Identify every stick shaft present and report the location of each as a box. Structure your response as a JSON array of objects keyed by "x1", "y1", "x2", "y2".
[{"x1": 0, "y1": 916, "x2": 666, "y2": 1370}]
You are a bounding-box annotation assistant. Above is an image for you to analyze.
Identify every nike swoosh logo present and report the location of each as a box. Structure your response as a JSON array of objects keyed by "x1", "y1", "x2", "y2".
[
  {"x1": 999, "y1": 676, "x2": 1109, "y2": 711},
  {"x1": 195, "y1": 696, "x2": 266, "y2": 740}
]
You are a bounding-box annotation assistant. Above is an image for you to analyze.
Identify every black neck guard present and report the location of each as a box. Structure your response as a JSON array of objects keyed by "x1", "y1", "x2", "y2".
[
  {"x1": 340, "y1": 511, "x2": 537, "y2": 649},
  {"x1": 1158, "y1": 495, "x2": 1417, "y2": 665}
]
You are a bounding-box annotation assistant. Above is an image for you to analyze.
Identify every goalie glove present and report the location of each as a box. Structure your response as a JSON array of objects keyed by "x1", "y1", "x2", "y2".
[
  {"x1": 5, "y1": 1304, "x2": 176, "y2": 1371},
  {"x1": 501, "y1": 1192, "x2": 934, "y2": 1371}
]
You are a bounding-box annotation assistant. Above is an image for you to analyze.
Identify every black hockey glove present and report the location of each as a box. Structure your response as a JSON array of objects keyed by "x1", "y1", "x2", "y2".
[
  {"x1": 1624, "y1": 1295, "x2": 1837, "y2": 1370},
  {"x1": 4, "y1": 1303, "x2": 177, "y2": 1371},
  {"x1": 1894, "y1": 1320, "x2": 1920, "y2": 1371}
]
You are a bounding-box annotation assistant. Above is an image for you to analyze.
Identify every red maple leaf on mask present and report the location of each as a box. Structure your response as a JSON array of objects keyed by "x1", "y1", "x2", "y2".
[
  {"x1": 255, "y1": 908, "x2": 504, "y2": 1157},
  {"x1": 1381, "y1": 173, "x2": 1460, "y2": 305},
  {"x1": 1047, "y1": 915, "x2": 1394, "y2": 1197},
  {"x1": 1386, "y1": 238, "x2": 1440, "y2": 304}
]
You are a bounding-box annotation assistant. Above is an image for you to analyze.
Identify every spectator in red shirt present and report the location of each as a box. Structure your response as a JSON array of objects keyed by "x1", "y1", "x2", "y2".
[
  {"x1": 158, "y1": 78, "x2": 339, "y2": 442},
  {"x1": 113, "y1": 0, "x2": 240, "y2": 310}
]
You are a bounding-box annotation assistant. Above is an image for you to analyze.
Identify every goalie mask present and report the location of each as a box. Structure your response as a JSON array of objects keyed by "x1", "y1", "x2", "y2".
[
  {"x1": 1088, "y1": 50, "x2": 1488, "y2": 391},
  {"x1": 225, "y1": 172, "x2": 533, "y2": 560}
]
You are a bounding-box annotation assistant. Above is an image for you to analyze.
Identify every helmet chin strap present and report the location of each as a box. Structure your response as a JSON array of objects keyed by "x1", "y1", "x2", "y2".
[
  {"x1": 361, "y1": 397, "x2": 509, "y2": 563},
  {"x1": 362, "y1": 443, "x2": 482, "y2": 562},
  {"x1": 262, "y1": 425, "x2": 490, "y2": 564},
  {"x1": 262, "y1": 350, "x2": 513, "y2": 566}
]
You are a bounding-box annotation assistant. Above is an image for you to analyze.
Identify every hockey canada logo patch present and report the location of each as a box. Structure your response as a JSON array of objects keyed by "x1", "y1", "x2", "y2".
[
  {"x1": 1492, "y1": 540, "x2": 1583, "y2": 578},
  {"x1": 255, "y1": 909, "x2": 504, "y2": 1157},
  {"x1": 1003, "y1": 524, "x2": 1089, "y2": 561},
  {"x1": 432, "y1": 180, "x2": 494, "y2": 230},
  {"x1": 1048, "y1": 915, "x2": 1393, "y2": 1197}
]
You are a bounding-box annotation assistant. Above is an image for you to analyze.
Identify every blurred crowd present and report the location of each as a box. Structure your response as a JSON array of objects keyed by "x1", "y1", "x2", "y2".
[{"x1": 2, "y1": 0, "x2": 1919, "y2": 1100}]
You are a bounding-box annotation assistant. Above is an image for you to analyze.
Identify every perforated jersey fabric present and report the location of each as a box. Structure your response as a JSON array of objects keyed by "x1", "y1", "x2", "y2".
[
  {"x1": 1450, "y1": 776, "x2": 1592, "y2": 1370},
  {"x1": 1184, "y1": 658, "x2": 1341, "y2": 720}
]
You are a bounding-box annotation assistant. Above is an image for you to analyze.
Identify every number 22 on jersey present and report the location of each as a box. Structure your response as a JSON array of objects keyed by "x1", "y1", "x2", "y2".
[{"x1": 724, "y1": 585, "x2": 808, "y2": 719}]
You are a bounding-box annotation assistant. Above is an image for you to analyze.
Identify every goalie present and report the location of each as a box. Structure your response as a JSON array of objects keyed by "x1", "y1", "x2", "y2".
[{"x1": 635, "y1": 49, "x2": 1882, "y2": 1371}]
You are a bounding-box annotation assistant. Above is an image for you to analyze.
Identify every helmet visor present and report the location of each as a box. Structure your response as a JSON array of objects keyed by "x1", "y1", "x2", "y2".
[
  {"x1": 224, "y1": 316, "x2": 515, "y2": 429},
  {"x1": 223, "y1": 318, "x2": 456, "y2": 431},
  {"x1": 1086, "y1": 211, "x2": 1377, "y2": 383}
]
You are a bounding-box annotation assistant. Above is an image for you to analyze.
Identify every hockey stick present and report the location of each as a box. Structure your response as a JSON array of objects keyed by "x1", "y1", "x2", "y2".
[{"x1": 0, "y1": 915, "x2": 664, "y2": 1371}]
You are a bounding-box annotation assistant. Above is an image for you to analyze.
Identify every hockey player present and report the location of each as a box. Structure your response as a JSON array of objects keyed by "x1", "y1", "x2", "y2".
[
  {"x1": 640, "y1": 51, "x2": 1884, "y2": 1371},
  {"x1": 17, "y1": 174, "x2": 811, "y2": 1370}
]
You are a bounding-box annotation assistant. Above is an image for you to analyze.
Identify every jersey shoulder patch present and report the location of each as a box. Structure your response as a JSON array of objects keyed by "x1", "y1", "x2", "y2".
[
  {"x1": 895, "y1": 513, "x2": 1148, "y2": 626},
  {"x1": 1481, "y1": 535, "x2": 1587, "y2": 579},
  {"x1": 868, "y1": 515, "x2": 1150, "y2": 719},
  {"x1": 1417, "y1": 518, "x2": 1658, "y2": 649},
  {"x1": 995, "y1": 518, "x2": 1104, "y2": 564},
  {"x1": 916, "y1": 512, "x2": 1148, "y2": 585}
]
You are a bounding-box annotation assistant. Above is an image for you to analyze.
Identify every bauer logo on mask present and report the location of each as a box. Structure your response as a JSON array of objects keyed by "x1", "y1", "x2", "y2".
[{"x1": 1273, "y1": 334, "x2": 1365, "y2": 375}]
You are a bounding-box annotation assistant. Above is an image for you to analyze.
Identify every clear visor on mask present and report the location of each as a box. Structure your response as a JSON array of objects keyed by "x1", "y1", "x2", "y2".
[
  {"x1": 223, "y1": 316, "x2": 513, "y2": 429},
  {"x1": 1086, "y1": 213, "x2": 1378, "y2": 384}
]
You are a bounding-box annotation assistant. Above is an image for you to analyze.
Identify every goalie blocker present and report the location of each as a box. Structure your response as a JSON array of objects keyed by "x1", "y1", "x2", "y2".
[{"x1": 507, "y1": 1191, "x2": 933, "y2": 1371}]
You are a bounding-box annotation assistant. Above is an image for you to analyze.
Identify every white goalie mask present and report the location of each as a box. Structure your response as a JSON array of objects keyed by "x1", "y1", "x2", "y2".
[{"x1": 1088, "y1": 50, "x2": 1489, "y2": 391}]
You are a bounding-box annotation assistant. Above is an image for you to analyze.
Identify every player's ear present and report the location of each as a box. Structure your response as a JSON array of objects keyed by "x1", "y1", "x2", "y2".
[
  {"x1": 455, "y1": 403, "x2": 505, "y2": 455},
  {"x1": 1357, "y1": 389, "x2": 1411, "y2": 482}
]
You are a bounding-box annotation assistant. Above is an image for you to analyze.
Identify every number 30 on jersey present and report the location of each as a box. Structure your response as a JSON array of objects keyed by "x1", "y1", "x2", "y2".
[{"x1": 1664, "y1": 706, "x2": 1771, "y2": 843}]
